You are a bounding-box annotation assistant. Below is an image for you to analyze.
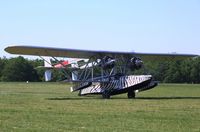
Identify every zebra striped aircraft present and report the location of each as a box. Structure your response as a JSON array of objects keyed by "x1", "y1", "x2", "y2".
[{"x1": 5, "y1": 45, "x2": 198, "y2": 99}]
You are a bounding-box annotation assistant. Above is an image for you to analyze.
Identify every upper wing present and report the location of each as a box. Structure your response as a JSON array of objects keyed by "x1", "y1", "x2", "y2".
[{"x1": 5, "y1": 45, "x2": 198, "y2": 61}]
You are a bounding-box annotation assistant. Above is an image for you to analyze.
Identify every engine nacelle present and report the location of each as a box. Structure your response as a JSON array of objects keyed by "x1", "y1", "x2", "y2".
[
  {"x1": 129, "y1": 57, "x2": 143, "y2": 70},
  {"x1": 100, "y1": 56, "x2": 116, "y2": 70}
]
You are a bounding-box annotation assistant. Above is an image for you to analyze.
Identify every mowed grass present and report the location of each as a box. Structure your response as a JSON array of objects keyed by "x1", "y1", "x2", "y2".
[{"x1": 0, "y1": 82, "x2": 200, "y2": 132}]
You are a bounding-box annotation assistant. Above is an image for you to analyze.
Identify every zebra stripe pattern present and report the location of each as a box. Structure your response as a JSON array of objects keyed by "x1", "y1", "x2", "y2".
[{"x1": 79, "y1": 75, "x2": 152, "y2": 95}]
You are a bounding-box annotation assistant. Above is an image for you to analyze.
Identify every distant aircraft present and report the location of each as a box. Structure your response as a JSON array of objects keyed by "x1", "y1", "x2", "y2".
[
  {"x1": 5, "y1": 45, "x2": 198, "y2": 99},
  {"x1": 36, "y1": 58, "x2": 83, "y2": 81}
]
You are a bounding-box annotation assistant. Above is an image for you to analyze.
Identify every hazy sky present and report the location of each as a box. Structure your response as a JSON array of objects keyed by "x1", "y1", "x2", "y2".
[{"x1": 1, "y1": 0, "x2": 200, "y2": 58}]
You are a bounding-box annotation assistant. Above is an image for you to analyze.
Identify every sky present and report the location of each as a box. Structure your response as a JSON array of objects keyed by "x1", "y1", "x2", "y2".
[{"x1": 0, "y1": 0, "x2": 200, "y2": 58}]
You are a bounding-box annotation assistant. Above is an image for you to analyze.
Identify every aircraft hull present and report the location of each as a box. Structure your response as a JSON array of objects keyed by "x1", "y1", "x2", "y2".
[{"x1": 77, "y1": 75, "x2": 157, "y2": 96}]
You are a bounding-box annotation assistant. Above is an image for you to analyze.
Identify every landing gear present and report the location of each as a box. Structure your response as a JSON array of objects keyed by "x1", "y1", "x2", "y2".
[
  {"x1": 127, "y1": 90, "x2": 136, "y2": 99},
  {"x1": 102, "y1": 90, "x2": 111, "y2": 99}
]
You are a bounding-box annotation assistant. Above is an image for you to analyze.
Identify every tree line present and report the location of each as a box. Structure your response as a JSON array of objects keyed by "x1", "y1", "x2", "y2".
[{"x1": 0, "y1": 56, "x2": 200, "y2": 83}]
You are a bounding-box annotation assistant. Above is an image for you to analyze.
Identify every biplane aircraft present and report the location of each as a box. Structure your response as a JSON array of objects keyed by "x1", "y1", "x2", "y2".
[{"x1": 5, "y1": 45, "x2": 198, "y2": 99}]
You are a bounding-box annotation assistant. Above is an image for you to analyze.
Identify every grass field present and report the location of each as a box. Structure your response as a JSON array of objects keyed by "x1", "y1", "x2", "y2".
[{"x1": 0, "y1": 82, "x2": 200, "y2": 132}]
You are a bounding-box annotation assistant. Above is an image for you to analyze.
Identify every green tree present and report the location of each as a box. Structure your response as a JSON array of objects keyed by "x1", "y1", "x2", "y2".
[
  {"x1": 164, "y1": 61, "x2": 182, "y2": 83},
  {"x1": 29, "y1": 59, "x2": 44, "y2": 81},
  {"x1": 1, "y1": 56, "x2": 39, "y2": 82},
  {"x1": 0, "y1": 57, "x2": 7, "y2": 80},
  {"x1": 190, "y1": 57, "x2": 200, "y2": 83},
  {"x1": 179, "y1": 59, "x2": 193, "y2": 83}
]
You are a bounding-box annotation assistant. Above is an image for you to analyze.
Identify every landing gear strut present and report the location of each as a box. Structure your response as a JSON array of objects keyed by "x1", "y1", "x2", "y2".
[{"x1": 127, "y1": 90, "x2": 136, "y2": 99}]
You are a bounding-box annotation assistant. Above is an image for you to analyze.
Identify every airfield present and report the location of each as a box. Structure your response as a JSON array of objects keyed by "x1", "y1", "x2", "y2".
[{"x1": 0, "y1": 82, "x2": 200, "y2": 132}]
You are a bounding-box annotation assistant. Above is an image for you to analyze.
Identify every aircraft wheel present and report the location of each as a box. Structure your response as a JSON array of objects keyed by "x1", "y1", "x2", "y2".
[
  {"x1": 127, "y1": 91, "x2": 135, "y2": 99},
  {"x1": 102, "y1": 91, "x2": 110, "y2": 99}
]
